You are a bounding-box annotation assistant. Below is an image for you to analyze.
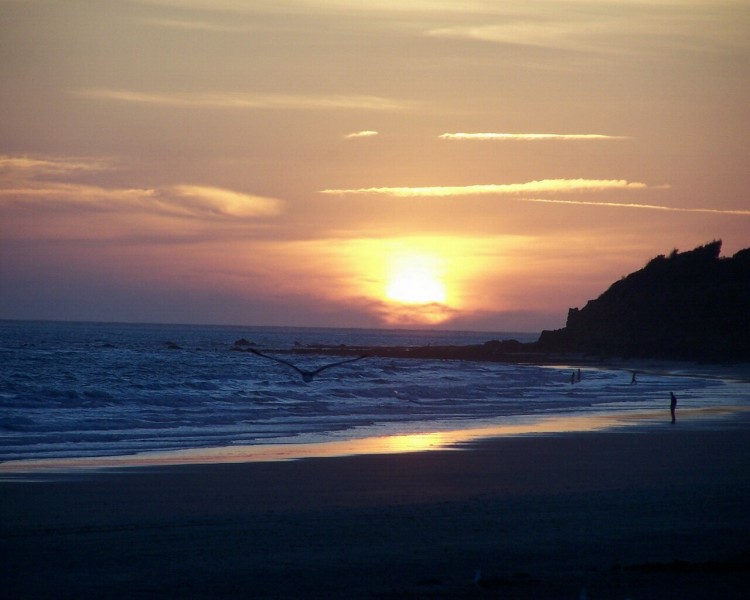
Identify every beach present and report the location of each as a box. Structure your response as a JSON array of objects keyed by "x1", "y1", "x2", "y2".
[{"x1": 2, "y1": 423, "x2": 749, "y2": 599}]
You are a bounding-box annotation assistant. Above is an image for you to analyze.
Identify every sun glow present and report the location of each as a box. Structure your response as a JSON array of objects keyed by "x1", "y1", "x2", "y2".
[
  {"x1": 336, "y1": 235, "x2": 530, "y2": 326},
  {"x1": 386, "y1": 254, "x2": 447, "y2": 304}
]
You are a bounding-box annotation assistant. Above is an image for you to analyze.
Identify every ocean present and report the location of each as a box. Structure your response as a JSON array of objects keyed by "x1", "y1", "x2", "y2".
[{"x1": 0, "y1": 320, "x2": 747, "y2": 468}]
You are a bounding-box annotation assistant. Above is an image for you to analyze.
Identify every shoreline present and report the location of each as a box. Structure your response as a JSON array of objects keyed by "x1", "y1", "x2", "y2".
[
  {"x1": 1, "y1": 355, "x2": 747, "y2": 477},
  {"x1": 2, "y1": 423, "x2": 749, "y2": 598},
  {"x1": 2, "y1": 403, "x2": 748, "y2": 477}
]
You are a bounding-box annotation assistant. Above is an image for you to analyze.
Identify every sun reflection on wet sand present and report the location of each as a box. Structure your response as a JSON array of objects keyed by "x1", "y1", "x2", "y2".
[{"x1": 1, "y1": 406, "x2": 746, "y2": 476}]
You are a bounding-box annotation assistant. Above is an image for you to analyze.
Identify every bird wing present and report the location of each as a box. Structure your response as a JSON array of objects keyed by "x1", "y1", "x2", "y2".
[
  {"x1": 309, "y1": 355, "x2": 369, "y2": 376},
  {"x1": 248, "y1": 348, "x2": 306, "y2": 376}
]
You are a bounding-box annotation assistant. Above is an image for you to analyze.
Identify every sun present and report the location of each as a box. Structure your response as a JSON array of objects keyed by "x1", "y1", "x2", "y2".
[{"x1": 385, "y1": 254, "x2": 447, "y2": 305}]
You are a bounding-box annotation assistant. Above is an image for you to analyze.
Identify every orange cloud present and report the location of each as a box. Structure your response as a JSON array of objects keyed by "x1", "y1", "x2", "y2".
[
  {"x1": 518, "y1": 197, "x2": 750, "y2": 216},
  {"x1": 0, "y1": 154, "x2": 111, "y2": 175},
  {"x1": 72, "y1": 89, "x2": 410, "y2": 111},
  {"x1": 142, "y1": 17, "x2": 253, "y2": 33},
  {"x1": 167, "y1": 185, "x2": 282, "y2": 218},
  {"x1": 0, "y1": 155, "x2": 285, "y2": 228},
  {"x1": 320, "y1": 179, "x2": 652, "y2": 197},
  {"x1": 0, "y1": 182, "x2": 283, "y2": 220},
  {"x1": 345, "y1": 130, "x2": 379, "y2": 139},
  {"x1": 439, "y1": 133, "x2": 630, "y2": 141}
]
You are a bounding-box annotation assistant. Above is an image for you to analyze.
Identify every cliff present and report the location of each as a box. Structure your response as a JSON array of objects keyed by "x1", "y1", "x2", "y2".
[{"x1": 537, "y1": 241, "x2": 750, "y2": 361}]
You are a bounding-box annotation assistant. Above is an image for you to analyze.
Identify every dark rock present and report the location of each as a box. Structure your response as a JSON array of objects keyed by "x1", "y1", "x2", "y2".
[
  {"x1": 484, "y1": 339, "x2": 524, "y2": 353},
  {"x1": 536, "y1": 240, "x2": 750, "y2": 361}
]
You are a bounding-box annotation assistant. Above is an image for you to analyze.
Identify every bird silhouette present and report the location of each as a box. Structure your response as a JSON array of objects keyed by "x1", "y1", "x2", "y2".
[{"x1": 248, "y1": 348, "x2": 368, "y2": 382}]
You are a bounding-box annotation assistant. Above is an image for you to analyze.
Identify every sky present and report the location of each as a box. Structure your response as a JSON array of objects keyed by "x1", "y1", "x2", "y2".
[{"x1": 1, "y1": 0, "x2": 749, "y2": 333}]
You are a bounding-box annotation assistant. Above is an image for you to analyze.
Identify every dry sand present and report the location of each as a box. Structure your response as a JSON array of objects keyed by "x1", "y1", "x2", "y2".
[{"x1": 2, "y1": 424, "x2": 749, "y2": 599}]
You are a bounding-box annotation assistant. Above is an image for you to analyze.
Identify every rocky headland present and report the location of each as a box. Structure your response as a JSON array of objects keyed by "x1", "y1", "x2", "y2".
[{"x1": 536, "y1": 240, "x2": 749, "y2": 361}]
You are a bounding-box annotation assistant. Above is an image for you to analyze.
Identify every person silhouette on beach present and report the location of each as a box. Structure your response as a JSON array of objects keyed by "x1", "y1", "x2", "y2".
[
  {"x1": 670, "y1": 392, "x2": 677, "y2": 423},
  {"x1": 631, "y1": 371, "x2": 637, "y2": 384}
]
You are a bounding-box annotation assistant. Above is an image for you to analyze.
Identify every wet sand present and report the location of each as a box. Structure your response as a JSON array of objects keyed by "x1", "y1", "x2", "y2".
[{"x1": 2, "y1": 423, "x2": 750, "y2": 598}]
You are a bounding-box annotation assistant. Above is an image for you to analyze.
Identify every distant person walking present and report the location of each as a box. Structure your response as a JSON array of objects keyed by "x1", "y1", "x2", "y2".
[
  {"x1": 670, "y1": 392, "x2": 677, "y2": 423},
  {"x1": 631, "y1": 371, "x2": 637, "y2": 384}
]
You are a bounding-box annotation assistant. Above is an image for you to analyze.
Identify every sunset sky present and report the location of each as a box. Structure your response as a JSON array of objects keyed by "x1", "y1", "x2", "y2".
[{"x1": 2, "y1": 0, "x2": 749, "y2": 332}]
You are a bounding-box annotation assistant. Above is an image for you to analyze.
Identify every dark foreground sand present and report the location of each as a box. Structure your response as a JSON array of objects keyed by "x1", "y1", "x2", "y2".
[{"x1": 2, "y1": 426, "x2": 749, "y2": 599}]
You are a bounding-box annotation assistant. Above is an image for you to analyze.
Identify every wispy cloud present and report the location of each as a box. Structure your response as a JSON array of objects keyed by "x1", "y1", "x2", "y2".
[
  {"x1": 1, "y1": 182, "x2": 283, "y2": 220},
  {"x1": 0, "y1": 154, "x2": 111, "y2": 175},
  {"x1": 72, "y1": 89, "x2": 410, "y2": 112},
  {"x1": 0, "y1": 155, "x2": 284, "y2": 221},
  {"x1": 516, "y1": 197, "x2": 750, "y2": 216},
  {"x1": 426, "y1": 22, "x2": 608, "y2": 54},
  {"x1": 424, "y1": 8, "x2": 750, "y2": 56},
  {"x1": 345, "y1": 130, "x2": 379, "y2": 139},
  {"x1": 167, "y1": 185, "x2": 282, "y2": 218},
  {"x1": 439, "y1": 133, "x2": 630, "y2": 141},
  {"x1": 321, "y1": 179, "x2": 652, "y2": 197},
  {"x1": 136, "y1": 0, "x2": 494, "y2": 14},
  {"x1": 142, "y1": 17, "x2": 254, "y2": 33}
]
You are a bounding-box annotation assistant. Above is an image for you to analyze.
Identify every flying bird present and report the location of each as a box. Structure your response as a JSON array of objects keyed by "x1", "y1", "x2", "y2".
[{"x1": 248, "y1": 348, "x2": 368, "y2": 382}]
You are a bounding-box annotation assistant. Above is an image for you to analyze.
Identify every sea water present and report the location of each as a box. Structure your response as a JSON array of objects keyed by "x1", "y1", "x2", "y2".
[{"x1": 0, "y1": 320, "x2": 746, "y2": 465}]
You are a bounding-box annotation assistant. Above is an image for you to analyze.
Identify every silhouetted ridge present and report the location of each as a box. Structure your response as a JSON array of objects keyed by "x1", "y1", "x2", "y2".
[{"x1": 537, "y1": 241, "x2": 750, "y2": 361}]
